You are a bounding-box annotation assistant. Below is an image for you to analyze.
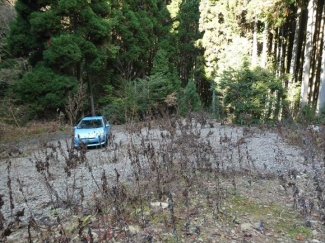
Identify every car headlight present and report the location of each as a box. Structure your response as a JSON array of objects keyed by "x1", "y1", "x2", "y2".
[{"x1": 100, "y1": 130, "x2": 104, "y2": 136}]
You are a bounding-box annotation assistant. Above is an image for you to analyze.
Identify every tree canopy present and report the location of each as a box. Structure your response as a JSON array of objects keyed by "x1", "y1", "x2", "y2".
[{"x1": 1, "y1": 0, "x2": 324, "y2": 124}]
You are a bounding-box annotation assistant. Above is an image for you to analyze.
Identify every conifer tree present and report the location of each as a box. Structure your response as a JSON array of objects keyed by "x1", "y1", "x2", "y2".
[
  {"x1": 149, "y1": 49, "x2": 181, "y2": 109},
  {"x1": 180, "y1": 79, "x2": 201, "y2": 116},
  {"x1": 7, "y1": 0, "x2": 112, "y2": 117}
]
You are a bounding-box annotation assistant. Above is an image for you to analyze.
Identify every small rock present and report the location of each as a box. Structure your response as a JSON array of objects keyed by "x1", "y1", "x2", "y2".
[
  {"x1": 278, "y1": 185, "x2": 285, "y2": 191},
  {"x1": 150, "y1": 202, "x2": 168, "y2": 209},
  {"x1": 312, "y1": 230, "x2": 318, "y2": 236},
  {"x1": 253, "y1": 221, "x2": 264, "y2": 231},
  {"x1": 128, "y1": 225, "x2": 141, "y2": 234},
  {"x1": 311, "y1": 239, "x2": 320, "y2": 242},
  {"x1": 240, "y1": 223, "x2": 253, "y2": 231},
  {"x1": 6, "y1": 231, "x2": 28, "y2": 243},
  {"x1": 309, "y1": 220, "x2": 318, "y2": 226}
]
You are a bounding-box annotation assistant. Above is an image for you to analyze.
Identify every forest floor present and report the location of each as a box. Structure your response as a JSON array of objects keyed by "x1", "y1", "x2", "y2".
[{"x1": 0, "y1": 117, "x2": 324, "y2": 243}]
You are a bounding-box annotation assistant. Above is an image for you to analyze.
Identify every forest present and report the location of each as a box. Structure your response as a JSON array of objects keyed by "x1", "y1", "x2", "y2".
[
  {"x1": 0, "y1": 1, "x2": 325, "y2": 242},
  {"x1": 0, "y1": 0, "x2": 324, "y2": 125}
]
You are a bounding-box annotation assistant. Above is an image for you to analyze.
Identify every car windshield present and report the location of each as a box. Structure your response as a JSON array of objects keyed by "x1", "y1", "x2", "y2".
[{"x1": 77, "y1": 119, "x2": 103, "y2": 129}]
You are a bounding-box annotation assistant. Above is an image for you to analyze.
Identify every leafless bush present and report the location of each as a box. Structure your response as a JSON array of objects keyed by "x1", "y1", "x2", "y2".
[
  {"x1": 1, "y1": 115, "x2": 324, "y2": 241},
  {"x1": 65, "y1": 83, "x2": 86, "y2": 126}
]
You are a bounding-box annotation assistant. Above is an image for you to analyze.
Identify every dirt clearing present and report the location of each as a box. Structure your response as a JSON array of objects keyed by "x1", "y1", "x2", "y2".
[{"x1": 0, "y1": 118, "x2": 324, "y2": 242}]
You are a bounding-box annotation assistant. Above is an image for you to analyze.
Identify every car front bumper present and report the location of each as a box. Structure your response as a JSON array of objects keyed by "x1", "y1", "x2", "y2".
[{"x1": 74, "y1": 136, "x2": 105, "y2": 147}]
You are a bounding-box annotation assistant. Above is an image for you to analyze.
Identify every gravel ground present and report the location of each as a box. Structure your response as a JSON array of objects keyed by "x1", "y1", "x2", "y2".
[{"x1": 0, "y1": 121, "x2": 323, "y2": 238}]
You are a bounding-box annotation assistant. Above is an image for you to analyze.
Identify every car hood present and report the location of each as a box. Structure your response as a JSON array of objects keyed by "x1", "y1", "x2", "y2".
[{"x1": 75, "y1": 127, "x2": 104, "y2": 138}]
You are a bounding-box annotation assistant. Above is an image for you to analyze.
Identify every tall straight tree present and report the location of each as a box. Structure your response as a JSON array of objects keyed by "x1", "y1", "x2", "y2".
[
  {"x1": 289, "y1": 1, "x2": 303, "y2": 86},
  {"x1": 301, "y1": 0, "x2": 317, "y2": 108},
  {"x1": 316, "y1": 5, "x2": 325, "y2": 114},
  {"x1": 261, "y1": 21, "x2": 268, "y2": 68},
  {"x1": 176, "y1": 0, "x2": 202, "y2": 85},
  {"x1": 310, "y1": 0, "x2": 325, "y2": 105},
  {"x1": 252, "y1": 17, "x2": 258, "y2": 67}
]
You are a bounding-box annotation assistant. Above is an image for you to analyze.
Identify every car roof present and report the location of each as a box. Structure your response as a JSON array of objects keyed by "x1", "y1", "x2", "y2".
[{"x1": 81, "y1": 116, "x2": 104, "y2": 120}]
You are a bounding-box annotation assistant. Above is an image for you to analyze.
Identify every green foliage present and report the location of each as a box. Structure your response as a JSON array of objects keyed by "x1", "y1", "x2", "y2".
[
  {"x1": 175, "y1": 0, "x2": 203, "y2": 85},
  {"x1": 44, "y1": 35, "x2": 82, "y2": 70},
  {"x1": 7, "y1": 16, "x2": 37, "y2": 57},
  {"x1": 148, "y1": 74, "x2": 176, "y2": 109},
  {"x1": 299, "y1": 105, "x2": 316, "y2": 124},
  {"x1": 180, "y1": 79, "x2": 201, "y2": 116},
  {"x1": 298, "y1": 105, "x2": 325, "y2": 125},
  {"x1": 30, "y1": 10, "x2": 61, "y2": 37},
  {"x1": 4, "y1": 0, "x2": 307, "y2": 124},
  {"x1": 101, "y1": 78, "x2": 149, "y2": 123},
  {"x1": 150, "y1": 49, "x2": 181, "y2": 104},
  {"x1": 109, "y1": 0, "x2": 169, "y2": 78},
  {"x1": 17, "y1": 66, "x2": 77, "y2": 117},
  {"x1": 7, "y1": 0, "x2": 112, "y2": 118},
  {"x1": 319, "y1": 107, "x2": 325, "y2": 125},
  {"x1": 220, "y1": 61, "x2": 284, "y2": 123}
]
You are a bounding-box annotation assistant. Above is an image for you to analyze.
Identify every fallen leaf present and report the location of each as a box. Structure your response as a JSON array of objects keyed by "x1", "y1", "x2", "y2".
[{"x1": 296, "y1": 235, "x2": 303, "y2": 241}]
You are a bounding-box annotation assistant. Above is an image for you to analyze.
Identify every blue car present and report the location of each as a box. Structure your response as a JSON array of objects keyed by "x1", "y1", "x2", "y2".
[{"x1": 74, "y1": 116, "x2": 110, "y2": 147}]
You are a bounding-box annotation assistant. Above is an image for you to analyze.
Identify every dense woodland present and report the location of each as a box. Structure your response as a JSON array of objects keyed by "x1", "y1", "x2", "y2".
[
  {"x1": 0, "y1": 1, "x2": 325, "y2": 242},
  {"x1": 0, "y1": 0, "x2": 325, "y2": 125}
]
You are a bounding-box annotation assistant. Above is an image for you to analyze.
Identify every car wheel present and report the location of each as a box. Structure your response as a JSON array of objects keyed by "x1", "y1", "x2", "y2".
[{"x1": 102, "y1": 134, "x2": 109, "y2": 148}]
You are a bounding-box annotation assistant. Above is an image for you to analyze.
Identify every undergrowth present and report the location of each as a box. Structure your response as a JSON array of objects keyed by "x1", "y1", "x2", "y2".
[{"x1": 0, "y1": 113, "x2": 324, "y2": 242}]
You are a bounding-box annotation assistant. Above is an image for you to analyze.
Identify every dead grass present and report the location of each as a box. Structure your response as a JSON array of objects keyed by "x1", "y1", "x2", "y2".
[
  {"x1": 0, "y1": 116, "x2": 324, "y2": 242},
  {"x1": 0, "y1": 121, "x2": 69, "y2": 142}
]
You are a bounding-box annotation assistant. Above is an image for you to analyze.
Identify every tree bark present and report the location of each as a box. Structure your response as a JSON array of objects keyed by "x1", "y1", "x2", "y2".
[
  {"x1": 261, "y1": 21, "x2": 268, "y2": 68},
  {"x1": 317, "y1": 53, "x2": 325, "y2": 114},
  {"x1": 279, "y1": 27, "x2": 286, "y2": 77},
  {"x1": 311, "y1": 0, "x2": 324, "y2": 106},
  {"x1": 308, "y1": 0, "x2": 322, "y2": 105},
  {"x1": 300, "y1": 0, "x2": 316, "y2": 108},
  {"x1": 316, "y1": 6, "x2": 325, "y2": 114},
  {"x1": 276, "y1": 28, "x2": 281, "y2": 76},
  {"x1": 87, "y1": 75, "x2": 96, "y2": 117},
  {"x1": 289, "y1": 5, "x2": 302, "y2": 85},
  {"x1": 252, "y1": 17, "x2": 258, "y2": 67}
]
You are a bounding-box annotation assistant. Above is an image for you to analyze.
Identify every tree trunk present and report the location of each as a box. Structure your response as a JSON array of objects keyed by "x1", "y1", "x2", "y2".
[
  {"x1": 276, "y1": 28, "x2": 281, "y2": 76},
  {"x1": 212, "y1": 85, "x2": 216, "y2": 116},
  {"x1": 311, "y1": 0, "x2": 324, "y2": 106},
  {"x1": 279, "y1": 27, "x2": 286, "y2": 77},
  {"x1": 261, "y1": 21, "x2": 268, "y2": 68},
  {"x1": 300, "y1": 0, "x2": 316, "y2": 108},
  {"x1": 317, "y1": 55, "x2": 325, "y2": 114},
  {"x1": 289, "y1": 5, "x2": 302, "y2": 85},
  {"x1": 316, "y1": 7, "x2": 325, "y2": 114},
  {"x1": 252, "y1": 17, "x2": 258, "y2": 67},
  {"x1": 87, "y1": 76, "x2": 96, "y2": 116}
]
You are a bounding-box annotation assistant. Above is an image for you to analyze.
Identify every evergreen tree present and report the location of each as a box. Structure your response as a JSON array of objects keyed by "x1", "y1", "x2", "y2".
[
  {"x1": 109, "y1": 0, "x2": 171, "y2": 81},
  {"x1": 149, "y1": 49, "x2": 181, "y2": 109},
  {"x1": 7, "y1": 0, "x2": 112, "y2": 117},
  {"x1": 180, "y1": 79, "x2": 201, "y2": 116},
  {"x1": 220, "y1": 61, "x2": 284, "y2": 123}
]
